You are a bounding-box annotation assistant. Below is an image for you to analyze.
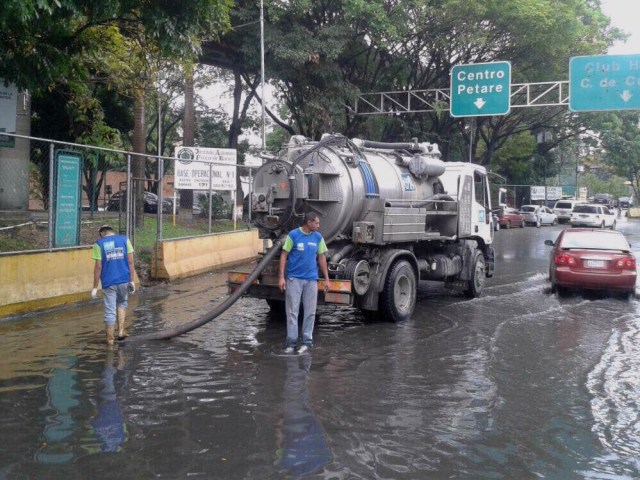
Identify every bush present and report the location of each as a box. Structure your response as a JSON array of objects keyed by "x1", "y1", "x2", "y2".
[{"x1": 197, "y1": 193, "x2": 230, "y2": 220}]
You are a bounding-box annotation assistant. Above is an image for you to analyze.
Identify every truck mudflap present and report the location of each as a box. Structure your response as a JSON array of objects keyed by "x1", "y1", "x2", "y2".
[{"x1": 227, "y1": 271, "x2": 353, "y2": 305}]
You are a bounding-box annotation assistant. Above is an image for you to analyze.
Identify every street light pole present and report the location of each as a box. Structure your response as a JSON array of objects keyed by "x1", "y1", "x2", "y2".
[{"x1": 260, "y1": 0, "x2": 266, "y2": 150}]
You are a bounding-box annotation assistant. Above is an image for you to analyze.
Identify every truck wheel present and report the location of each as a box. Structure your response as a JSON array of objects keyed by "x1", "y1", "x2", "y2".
[
  {"x1": 464, "y1": 251, "x2": 486, "y2": 298},
  {"x1": 381, "y1": 260, "x2": 416, "y2": 322}
]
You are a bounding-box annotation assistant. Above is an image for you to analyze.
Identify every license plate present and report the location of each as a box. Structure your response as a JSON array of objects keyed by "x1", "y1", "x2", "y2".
[{"x1": 586, "y1": 259, "x2": 605, "y2": 268}]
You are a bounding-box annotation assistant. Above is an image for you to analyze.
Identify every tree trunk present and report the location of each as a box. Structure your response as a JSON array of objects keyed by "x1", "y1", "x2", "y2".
[
  {"x1": 133, "y1": 89, "x2": 146, "y2": 229},
  {"x1": 180, "y1": 63, "x2": 195, "y2": 223}
]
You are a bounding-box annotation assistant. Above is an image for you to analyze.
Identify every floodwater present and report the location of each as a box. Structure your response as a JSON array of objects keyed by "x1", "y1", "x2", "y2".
[{"x1": 2, "y1": 218, "x2": 640, "y2": 479}]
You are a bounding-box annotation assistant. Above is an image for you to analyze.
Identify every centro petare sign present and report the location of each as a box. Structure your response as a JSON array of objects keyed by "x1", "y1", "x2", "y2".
[{"x1": 450, "y1": 61, "x2": 511, "y2": 117}]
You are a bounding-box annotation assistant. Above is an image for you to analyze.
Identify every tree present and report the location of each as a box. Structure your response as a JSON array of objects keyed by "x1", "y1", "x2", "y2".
[{"x1": 597, "y1": 112, "x2": 640, "y2": 201}]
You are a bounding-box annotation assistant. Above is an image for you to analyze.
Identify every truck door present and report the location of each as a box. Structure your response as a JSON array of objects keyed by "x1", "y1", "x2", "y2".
[{"x1": 473, "y1": 170, "x2": 492, "y2": 241}]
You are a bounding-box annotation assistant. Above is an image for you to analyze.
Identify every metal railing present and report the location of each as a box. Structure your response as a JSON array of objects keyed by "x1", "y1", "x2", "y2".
[{"x1": 0, "y1": 132, "x2": 255, "y2": 257}]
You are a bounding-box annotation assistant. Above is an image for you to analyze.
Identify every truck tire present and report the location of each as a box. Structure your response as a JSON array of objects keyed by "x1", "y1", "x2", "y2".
[
  {"x1": 464, "y1": 251, "x2": 486, "y2": 298},
  {"x1": 381, "y1": 259, "x2": 416, "y2": 322}
]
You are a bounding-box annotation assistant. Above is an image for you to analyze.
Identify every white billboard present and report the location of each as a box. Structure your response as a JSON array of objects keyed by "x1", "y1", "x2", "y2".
[
  {"x1": 174, "y1": 146, "x2": 237, "y2": 191},
  {"x1": 530, "y1": 186, "x2": 546, "y2": 201},
  {"x1": 530, "y1": 186, "x2": 562, "y2": 201},
  {"x1": 0, "y1": 82, "x2": 18, "y2": 134}
]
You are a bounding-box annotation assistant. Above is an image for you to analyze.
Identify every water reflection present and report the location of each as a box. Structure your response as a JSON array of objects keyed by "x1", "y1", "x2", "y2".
[
  {"x1": 35, "y1": 356, "x2": 79, "y2": 464},
  {"x1": 275, "y1": 354, "x2": 331, "y2": 478},
  {"x1": 89, "y1": 349, "x2": 128, "y2": 453}
]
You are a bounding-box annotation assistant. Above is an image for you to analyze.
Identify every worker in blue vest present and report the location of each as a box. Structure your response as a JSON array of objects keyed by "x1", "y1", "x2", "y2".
[
  {"x1": 278, "y1": 212, "x2": 330, "y2": 354},
  {"x1": 91, "y1": 225, "x2": 135, "y2": 345}
]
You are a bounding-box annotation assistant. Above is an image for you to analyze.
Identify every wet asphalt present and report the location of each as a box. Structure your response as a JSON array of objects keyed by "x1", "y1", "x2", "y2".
[{"x1": 1, "y1": 215, "x2": 640, "y2": 479}]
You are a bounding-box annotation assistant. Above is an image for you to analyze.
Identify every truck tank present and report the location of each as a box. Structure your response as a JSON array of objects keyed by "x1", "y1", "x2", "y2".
[{"x1": 251, "y1": 134, "x2": 447, "y2": 242}]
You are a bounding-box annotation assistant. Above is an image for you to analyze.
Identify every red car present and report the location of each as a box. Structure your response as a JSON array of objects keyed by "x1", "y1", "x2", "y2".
[
  {"x1": 545, "y1": 228, "x2": 636, "y2": 296},
  {"x1": 497, "y1": 207, "x2": 525, "y2": 229}
]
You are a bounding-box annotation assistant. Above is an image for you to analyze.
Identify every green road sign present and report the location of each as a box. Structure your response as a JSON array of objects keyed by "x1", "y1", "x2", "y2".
[
  {"x1": 570, "y1": 54, "x2": 640, "y2": 112},
  {"x1": 450, "y1": 61, "x2": 511, "y2": 117}
]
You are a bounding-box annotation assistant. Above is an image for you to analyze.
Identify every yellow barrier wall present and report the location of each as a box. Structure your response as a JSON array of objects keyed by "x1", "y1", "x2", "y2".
[
  {"x1": 0, "y1": 247, "x2": 96, "y2": 317},
  {"x1": 0, "y1": 230, "x2": 262, "y2": 317},
  {"x1": 151, "y1": 229, "x2": 263, "y2": 281}
]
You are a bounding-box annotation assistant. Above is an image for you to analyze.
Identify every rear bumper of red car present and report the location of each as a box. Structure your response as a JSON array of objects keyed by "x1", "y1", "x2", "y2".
[{"x1": 555, "y1": 268, "x2": 637, "y2": 291}]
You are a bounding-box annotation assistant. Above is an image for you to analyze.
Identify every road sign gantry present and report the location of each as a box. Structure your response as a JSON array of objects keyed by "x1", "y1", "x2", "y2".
[{"x1": 348, "y1": 55, "x2": 640, "y2": 116}]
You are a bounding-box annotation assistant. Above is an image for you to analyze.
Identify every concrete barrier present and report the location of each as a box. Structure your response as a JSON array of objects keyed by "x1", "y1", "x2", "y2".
[
  {"x1": 628, "y1": 207, "x2": 640, "y2": 218},
  {"x1": 0, "y1": 247, "x2": 96, "y2": 317},
  {"x1": 151, "y1": 229, "x2": 263, "y2": 281},
  {"x1": 0, "y1": 230, "x2": 263, "y2": 318}
]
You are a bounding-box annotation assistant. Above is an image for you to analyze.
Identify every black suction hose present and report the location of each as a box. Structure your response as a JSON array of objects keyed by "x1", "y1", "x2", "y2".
[{"x1": 123, "y1": 239, "x2": 284, "y2": 343}]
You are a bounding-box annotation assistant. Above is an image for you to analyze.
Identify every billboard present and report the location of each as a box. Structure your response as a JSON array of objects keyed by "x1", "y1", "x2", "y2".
[{"x1": 174, "y1": 146, "x2": 237, "y2": 191}]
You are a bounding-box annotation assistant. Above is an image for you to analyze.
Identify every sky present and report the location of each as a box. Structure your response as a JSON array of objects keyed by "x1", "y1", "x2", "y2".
[{"x1": 600, "y1": 0, "x2": 640, "y2": 55}]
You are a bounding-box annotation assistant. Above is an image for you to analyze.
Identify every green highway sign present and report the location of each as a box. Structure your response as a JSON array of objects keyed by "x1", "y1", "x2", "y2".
[
  {"x1": 570, "y1": 54, "x2": 640, "y2": 112},
  {"x1": 450, "y1": 61, "x2": 511, "y2": 117}
]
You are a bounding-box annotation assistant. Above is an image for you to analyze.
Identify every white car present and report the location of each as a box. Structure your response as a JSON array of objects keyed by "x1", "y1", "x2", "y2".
[
  {"x1": 553, "y1": 199, "x2": 582, "y2": 224},
  {"x1": 569, "y1": 204, "x2": 616, "y2": 229},
  {"x1": 520, "y1": 205, "x2": 558, "y2": 227}
]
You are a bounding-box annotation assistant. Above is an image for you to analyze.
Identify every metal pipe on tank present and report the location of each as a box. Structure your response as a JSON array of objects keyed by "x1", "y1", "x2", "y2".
[{"x1": 329, "y1": 244, "x2": 354, "y2": 264}]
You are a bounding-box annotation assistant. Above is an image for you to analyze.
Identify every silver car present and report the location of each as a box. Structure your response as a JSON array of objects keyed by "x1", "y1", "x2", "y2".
[
  {"x1": 520, "y1": 205, "x2": 558, "y2": 227},
  {"x1": 553, "y1": 199, "x2": 582, "y2": 224}
]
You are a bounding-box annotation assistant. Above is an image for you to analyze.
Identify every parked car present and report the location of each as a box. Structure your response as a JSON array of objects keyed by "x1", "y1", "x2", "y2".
[
  {"x1": 553, "y1": 199, "x2": 582, "y2": 224},
  {"x1": 569, "y1": 204, "x2": 616, "y2": 229},
  {"x1": 496, "y1": 207, "x2": 525, "y2": 229},
  {"x1": 106, "y1": 190, "x2": 174, "y2": 214},
  {"x1": 519, "y1": 205, "x2": 558, "y2": 227},
  {"x1": 619, "y1": 196, "x2": 633, "y2": 209},
  {"x1": 592, "y1": 193, "x2": 615, "y2": 208},
  {"x1": 545, "y1": 228, "x2": 636, "y2": 296}
]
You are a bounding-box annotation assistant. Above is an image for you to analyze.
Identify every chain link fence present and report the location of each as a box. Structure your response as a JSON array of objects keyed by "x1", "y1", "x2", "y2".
[{"x1": 0, "y1": 133, "x2": 254, "y2": 276}]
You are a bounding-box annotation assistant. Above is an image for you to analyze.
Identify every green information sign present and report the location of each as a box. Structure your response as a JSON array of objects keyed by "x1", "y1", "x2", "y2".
[
  {"x1": 569, "y1": 54, "x2": 640, "y2": 112},
  {"x1": 53, "y1": 150, "x2": 83, "y2": 247},
  {"x1": 450, "y1": 61, "x2": 511, "y2": 117}
]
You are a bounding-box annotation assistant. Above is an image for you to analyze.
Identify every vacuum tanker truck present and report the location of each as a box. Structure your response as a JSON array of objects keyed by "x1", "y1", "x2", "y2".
[{"x1": 228, "y1": 134, "x2": 495, "y2": 322}]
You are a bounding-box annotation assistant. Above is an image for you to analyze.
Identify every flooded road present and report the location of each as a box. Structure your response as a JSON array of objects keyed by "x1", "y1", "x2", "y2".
[{"x1": 2, "y1": 219, "x2": 640, "y2": 479}]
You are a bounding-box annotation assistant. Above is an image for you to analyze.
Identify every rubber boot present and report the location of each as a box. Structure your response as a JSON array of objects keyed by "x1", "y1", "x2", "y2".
[
  {"x1": 106, "y1": 325, "x2": 115, "y2": 346},
  {"x1": 116, "y1": 308, "x2": 128, "y2": 340}
]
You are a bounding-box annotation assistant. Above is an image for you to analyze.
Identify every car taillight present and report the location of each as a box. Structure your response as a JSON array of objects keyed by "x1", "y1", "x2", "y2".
[
  {"x1": 615, "y1": 257, "x2": 636, "y2": 269},
  {"x1": 554, "y1": 254, "x2": 576, "y2": 266}
]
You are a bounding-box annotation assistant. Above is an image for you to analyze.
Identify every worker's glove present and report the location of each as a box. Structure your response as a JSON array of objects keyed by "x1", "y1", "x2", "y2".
[
  {"x1": 128, "y1": 282, "x2": 136, "y2": 294},
  {"x1": 91, "y1": 288, "x2": 98, "y2": 299}
]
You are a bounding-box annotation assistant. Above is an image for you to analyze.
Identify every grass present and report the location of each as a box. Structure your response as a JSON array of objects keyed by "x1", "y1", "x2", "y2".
[{"x1": 133, "y1": 216, "x2": 251, "y2": 269}]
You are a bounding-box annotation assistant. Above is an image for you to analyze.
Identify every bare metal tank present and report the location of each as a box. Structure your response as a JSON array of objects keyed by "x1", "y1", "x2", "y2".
[{"x1": 251, "y1": 134, "x2": 447, "y2": 242}]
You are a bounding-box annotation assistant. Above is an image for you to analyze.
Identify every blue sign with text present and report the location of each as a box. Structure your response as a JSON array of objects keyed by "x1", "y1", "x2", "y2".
[
  {"x1": 570, "y1": 54, "x2": 640, "y2": 112},
  {"x1": 450, "y1": 61, "x2": 511, "y2": 117},
  {"x1": 54, "y1": 150, "x2": 83, "y2": 247}
]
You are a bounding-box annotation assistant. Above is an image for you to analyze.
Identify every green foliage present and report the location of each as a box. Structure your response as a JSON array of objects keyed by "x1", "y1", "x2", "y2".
[
  {"x1": 1, "y1": 0, "x2": 232, "y2": 92},
  {"x1": 579, "y1": 173, "x2": 629, "y2": 200},
  {"x1": 594, "y1": 112, "x2": 640, "y2": 201},
  {"x1": 197, "y1": 193, "x2": 230, "y2": 220},
  {"x1": 489, "y1": 131, "x2": 537, "y2": 184}
]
